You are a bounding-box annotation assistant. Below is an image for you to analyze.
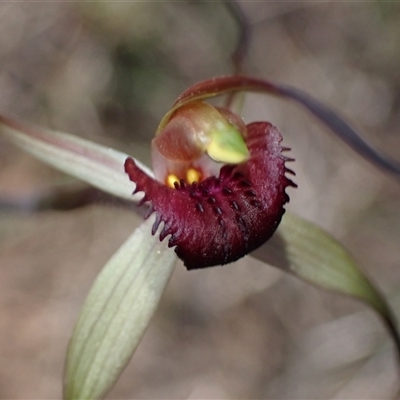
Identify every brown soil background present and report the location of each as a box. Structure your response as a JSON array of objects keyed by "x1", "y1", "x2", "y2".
[{"x1": 1, "y1": 2, "x2": 400, "y2": 399}]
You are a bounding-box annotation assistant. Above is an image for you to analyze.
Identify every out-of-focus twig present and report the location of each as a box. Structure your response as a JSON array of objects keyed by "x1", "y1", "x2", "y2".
[
  {"x1": 224, "y1": 1, "x2": 251, "y2": 110},
  {"x1": 0, "y1": 182, "x2": 148, "y2": 217},
  {"x1": 225, "y1": 0, "x2": 250, "y2": 74}
]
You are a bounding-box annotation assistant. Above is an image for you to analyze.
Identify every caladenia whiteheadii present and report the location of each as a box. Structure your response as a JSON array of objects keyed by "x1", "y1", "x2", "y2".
[
  {"x1": 125, "y1": 95, "x2": 295, "y2": 270},
  {"x1": 1, "y1": 74, "x2": 400, "y2": 399}
]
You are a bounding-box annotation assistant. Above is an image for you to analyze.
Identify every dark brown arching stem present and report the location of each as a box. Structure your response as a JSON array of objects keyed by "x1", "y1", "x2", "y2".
[
  {"x1": 275, "y1": 83, "x2": 400, "y2": 178},
  {"x1": 170, "y1": 75, "x2": 400, "y2": 179}
]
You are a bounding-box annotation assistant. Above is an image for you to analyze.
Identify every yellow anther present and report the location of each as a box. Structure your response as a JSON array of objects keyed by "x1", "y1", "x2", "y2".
[
  {"x1": 187, "y1": 168, "x2": 201, "y2": 184},
  {"x1": 166, "y1": 174, "x2": 179, "y2": 188}
]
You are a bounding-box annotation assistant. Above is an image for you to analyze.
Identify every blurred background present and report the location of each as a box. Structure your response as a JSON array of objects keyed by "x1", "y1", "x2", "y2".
[{"x1": 1, "y1": 2, "x2": 400, "y2": 398}]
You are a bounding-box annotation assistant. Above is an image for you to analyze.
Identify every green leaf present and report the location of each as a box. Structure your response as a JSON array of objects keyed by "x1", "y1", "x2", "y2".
[
  {"x1": 252, "y1": 212, "x2": 400, "y2": 353},
  {"x1": 0, "y1": 114, "x2": 153, "y2": 201},
  {"x1": 64, "y1": 216, "x2": 177, "y2": 400}
]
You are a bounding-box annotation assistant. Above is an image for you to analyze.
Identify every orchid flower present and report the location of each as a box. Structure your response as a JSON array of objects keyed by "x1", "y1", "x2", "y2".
[{"x1": 1, "y1": 75, "x2": 399, "y2": 399}]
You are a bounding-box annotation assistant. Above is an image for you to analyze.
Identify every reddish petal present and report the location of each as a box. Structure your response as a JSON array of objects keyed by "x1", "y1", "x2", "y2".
[{"x1": 125, "y1": 122, "x2": 295, "y2": 270}]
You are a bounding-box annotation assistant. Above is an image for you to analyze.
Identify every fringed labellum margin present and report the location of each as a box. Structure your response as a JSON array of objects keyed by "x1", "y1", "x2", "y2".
[{"x1": 125, "y1": 93, "x2": 296, "y2": 270}]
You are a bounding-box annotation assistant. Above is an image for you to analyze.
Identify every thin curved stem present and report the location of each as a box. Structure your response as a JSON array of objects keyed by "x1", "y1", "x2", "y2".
[{"x1": 171, "y1": 75, "x2": 400, "y2": 179}]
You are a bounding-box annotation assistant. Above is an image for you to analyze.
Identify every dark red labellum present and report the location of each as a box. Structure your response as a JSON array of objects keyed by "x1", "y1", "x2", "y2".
[{"x1": 125, "y1": 122, "x2": 295, "y2": 270}]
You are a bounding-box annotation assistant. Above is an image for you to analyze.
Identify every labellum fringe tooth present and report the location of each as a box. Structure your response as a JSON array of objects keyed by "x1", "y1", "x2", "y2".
[{"x1": 125, "y1": 121, "x2": 296, "y2": 270}]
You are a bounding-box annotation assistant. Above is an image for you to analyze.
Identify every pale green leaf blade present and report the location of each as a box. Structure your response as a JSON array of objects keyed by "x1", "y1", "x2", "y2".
[
  {"x1": 64, "y1": 216, "x2": 177, "y2": 400},
  {"x1": 252, "y1": 212, "x2": 400, "y2": 350},
  {"x1": 0, "y1": 114, "x2": 153, "y2": 201}
]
